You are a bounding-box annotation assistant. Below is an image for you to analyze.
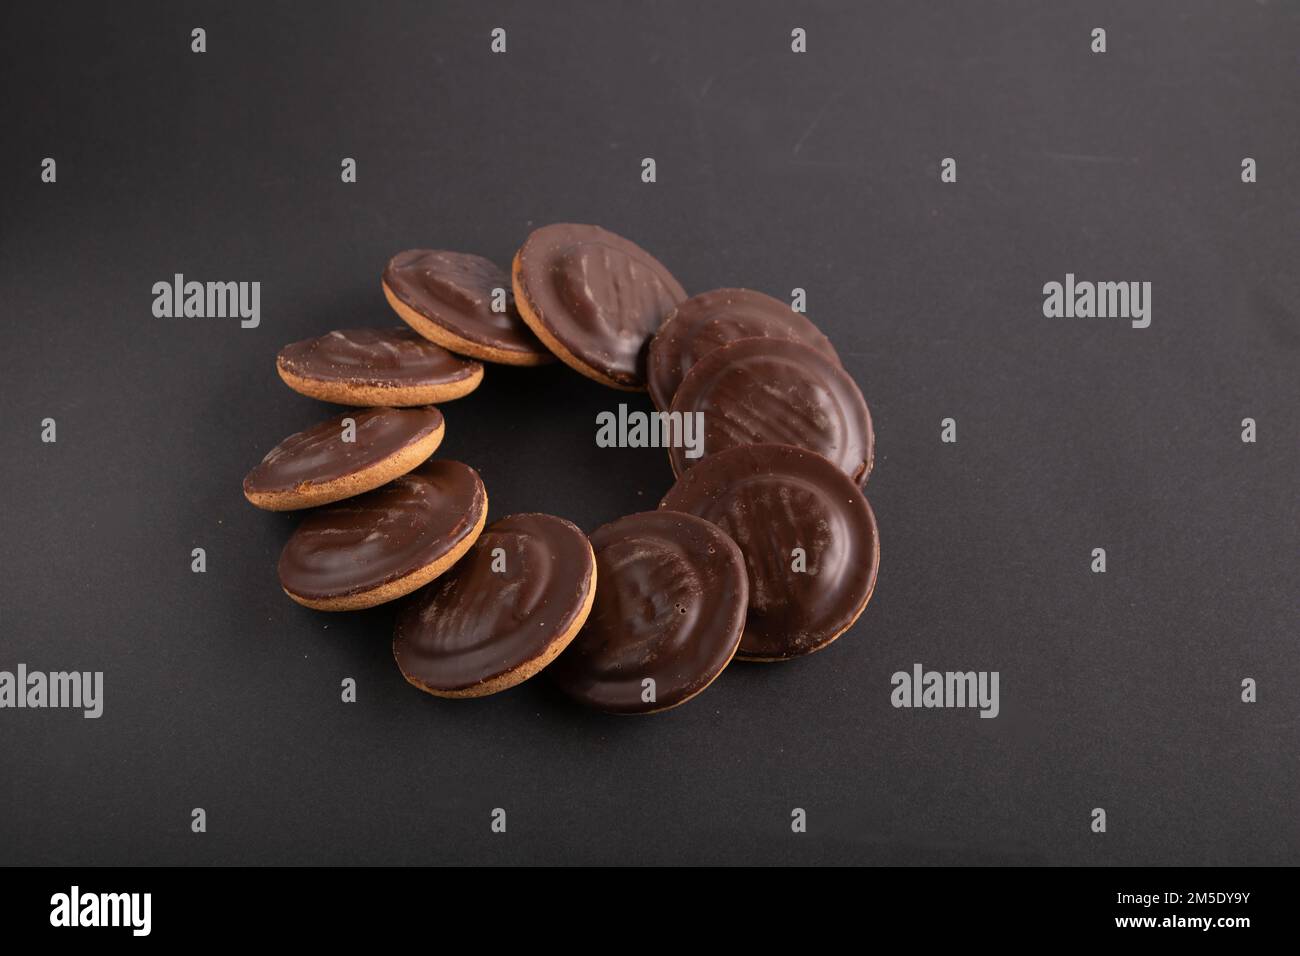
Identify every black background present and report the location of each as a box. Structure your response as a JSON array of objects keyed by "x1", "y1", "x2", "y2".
[{"x1": 2, "y1": 1, "x2": 1296, "y2": 866}]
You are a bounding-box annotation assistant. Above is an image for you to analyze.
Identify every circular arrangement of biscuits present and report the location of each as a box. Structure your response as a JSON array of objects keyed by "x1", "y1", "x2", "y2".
[{"x1": 245, "y1": 224, "x2": 880, "y2": 714}]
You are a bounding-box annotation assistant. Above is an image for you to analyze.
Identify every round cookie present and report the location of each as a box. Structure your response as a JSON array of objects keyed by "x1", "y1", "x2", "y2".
[
  {"x1": 549, "y1": 511, "x2": 747, "y2": 714},
  {"x1": 278, "y1": 459, "x2": 487, "y2": 611},
  {"x1": 382, "y1": 250, "x2": 553, "y2": 366},
  {"x1": 393, "y1": 514, "x2": 596, "y2": 698},
  {"x1": 668, "y1": 337, "x2": 874, "y2": 486},
  {"x1": 276, "y1": 328, "x2": 483, "y2": 405},
  {"x1": 512, "y1": 223, "x2": 687, "y2": 390},
  {"x1": 647, "y1": 288, "x2": 839, "y2": 410},
  {"x1": 244, "y1": 406, "x2": 445, "y2": 511},
  {"x1": 659, "y1": 444, "x2": 879, "y2": 662}
]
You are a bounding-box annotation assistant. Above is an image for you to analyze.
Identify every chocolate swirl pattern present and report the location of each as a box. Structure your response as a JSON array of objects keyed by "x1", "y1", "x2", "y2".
[
  {"x1": 660, "y1": 444, "x2": 879, "y2": 661},
  {"x1": 393, "y1": 513, "x2": 596, "y2": 697},
  {"x1": 550, "y1": 511, "x2": 748, "y2": 713},
  {"x1": 512, "y1": 223, "x2": 686, "y2": 389},
  {"x1": 277, "y1": 327, "x2": 483, "y2": 404},
  {"x1": 647, "y1": 288, "x2": 840, "y2": 410},
  {"x1": 278, "y1": 459, "x2": 487, "y2": 611},
  {"x1": 243, "y1": 407, "x2": 445, "y2": 510},
  {"x1": 668, "y1": 337, "x2": 874, "y2": 485},
  {"x1": 382, "y1": 249, "x2": 552, "y2": 364}
]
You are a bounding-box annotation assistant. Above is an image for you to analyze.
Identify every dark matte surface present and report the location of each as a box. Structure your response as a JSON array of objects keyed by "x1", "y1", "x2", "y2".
[{"x1": 1, "y1": 0, "x2": 1296, "y2": 866}]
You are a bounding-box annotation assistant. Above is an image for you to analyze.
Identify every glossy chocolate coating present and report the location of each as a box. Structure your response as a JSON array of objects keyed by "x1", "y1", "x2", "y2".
[
  {"x1": 659, "y1": 444, "x2": 879, "y2": 661},
  {"x1": 393, "y1": 513, "x2": 595, "y2": 695},
  {"x1": 647, "y1": 289, "x2": 839, "y2": 410},
  {"x1": 277, "y1": 327, "x2": 480, "y2": 387},
  {"x1": 549, "y1": 511, "x2": 747, "y2": 714},
  {"x1": 278, "y1": 460, "x2": 486, "y2": 601},
  {"x1": 669, "y1": 337, "x2": 873, "y2": 485},
  {"x1": 383, "y1": 250, "x2": 548, "y2": 357},
  {"x1": 244, "y1": 407, "x2": 442, "y2": 495},
  {"x1": 514, "y1": 223, "x2": 687, "y2": 387}
]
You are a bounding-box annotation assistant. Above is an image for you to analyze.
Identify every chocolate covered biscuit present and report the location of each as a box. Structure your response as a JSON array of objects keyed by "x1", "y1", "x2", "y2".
[
  {"x1": 393, "y1": 513, "x2": 596, "y2": 698},
  {"x1": 244, "y1": 406, "x2": 445, "y2": 511},
  {"x1": 668, "y1": 337, "x2": 874, "y2": 485},
  {"x1": 383, "y1": 250, "x2": 553, "y2": 365},
  {"x1": 550, "y1": 511, "x2": 747, "y2": 714},
  {"x1": 279, "y1": 459, "x2": 487, "y2": 611},
  {"x1": 660, "y1": 444, "x2": 878, "y2": 661},
  {"x1": 647, "y1": 288, "x2": 838, "y2": 410},
  {"x1": 277, "y1": 328, "x2": 483, "y2": 405},
  {"x1": 512, "y1": 223, "x2": 686, "y2": 389}
]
